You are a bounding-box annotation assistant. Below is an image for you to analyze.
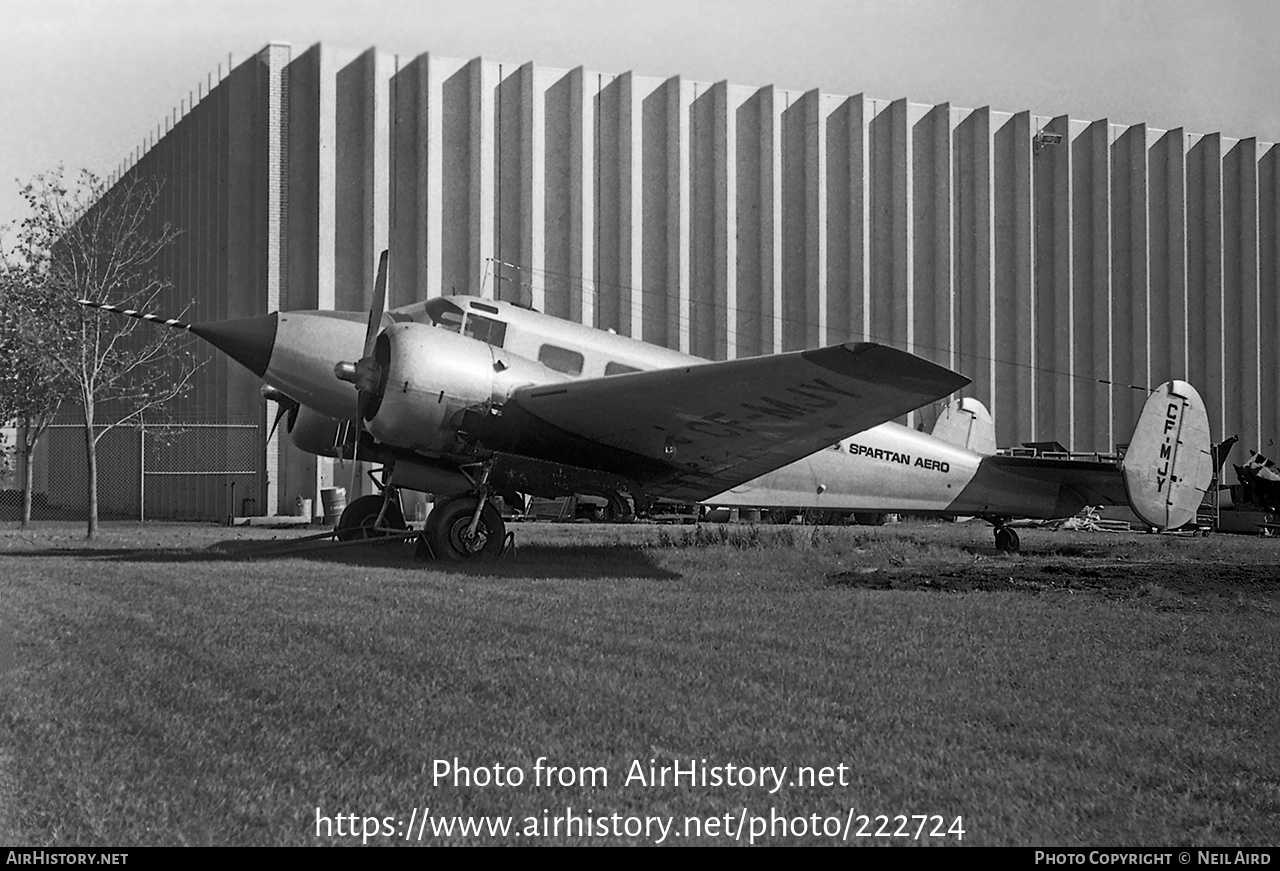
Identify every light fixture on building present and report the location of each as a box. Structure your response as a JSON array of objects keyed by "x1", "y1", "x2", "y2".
[{"x1": 1033, "y1": 130, "x2": 1064, "y2": 153}]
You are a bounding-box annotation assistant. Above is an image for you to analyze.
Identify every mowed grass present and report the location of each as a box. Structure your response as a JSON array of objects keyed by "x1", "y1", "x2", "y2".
[{"x1": 0, "y1": 520, "x2": 1277, "y2": 846}]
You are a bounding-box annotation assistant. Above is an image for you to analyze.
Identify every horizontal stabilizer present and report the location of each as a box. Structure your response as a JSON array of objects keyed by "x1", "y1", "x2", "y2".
[{"x1": 1121, "y1": 381, "x2": 1213, "y2": 529}]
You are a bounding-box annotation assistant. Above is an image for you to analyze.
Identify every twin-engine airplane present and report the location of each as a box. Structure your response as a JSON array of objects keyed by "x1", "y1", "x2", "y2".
[{"x1": 82, "y1": 251, "x2": 1213, "y2": 560}]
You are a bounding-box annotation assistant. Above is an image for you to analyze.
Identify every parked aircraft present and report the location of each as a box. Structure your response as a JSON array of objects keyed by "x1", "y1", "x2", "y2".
[
  {"x1": 1232, "y1": 447, "x2": 1280, "y2": 513},
  {"x1": 81, "y1": 252, "x2": 1212, "y2": 559},
  {"x1": 704, "y1": 382, "x2": 1212, "y2": 551}
]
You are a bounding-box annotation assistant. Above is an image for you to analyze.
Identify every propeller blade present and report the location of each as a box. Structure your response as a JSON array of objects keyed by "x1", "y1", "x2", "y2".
[
  {"x1": 266, "y1": 401, "x2": 291, "y2": 443},
  {"x1": 261, "y1": 386, "x2": 300, "y2": 443},
  {"x1": 350, "y1": 391, "x2": 369, "y2": 497},
  {"x1": 363, "y1": 249, "x2": 389, "y2": 358},
  {"x1": 348, "y1": 249, "x2": 389, "y2": 499}
]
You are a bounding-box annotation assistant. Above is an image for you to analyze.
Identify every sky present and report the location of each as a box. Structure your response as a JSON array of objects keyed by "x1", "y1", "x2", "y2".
[{"x1": 2, "y1": 0, "x2": 1278, "y2": 234}]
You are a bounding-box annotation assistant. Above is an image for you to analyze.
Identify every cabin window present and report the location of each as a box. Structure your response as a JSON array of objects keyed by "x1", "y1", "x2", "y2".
[
  {"x1": 604, "y1": 361, "x2": 640, "y2": 376},
  {"x1": 538, "y1": 344, "x2": 584, "y2": 376},
  {"x1": 464, "y1": 313, "x2": 507, "y2": 348}
]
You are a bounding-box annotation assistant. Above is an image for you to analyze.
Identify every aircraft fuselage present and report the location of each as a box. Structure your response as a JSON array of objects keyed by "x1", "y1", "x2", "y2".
[{"x1": 252, "y1": 297, "x2": 999, "y2": 513}]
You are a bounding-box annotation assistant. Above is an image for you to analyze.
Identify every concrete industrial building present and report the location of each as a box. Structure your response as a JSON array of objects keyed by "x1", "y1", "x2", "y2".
[{"x1": 63, "y1": 41, "x2": 1279, "y2": 519}]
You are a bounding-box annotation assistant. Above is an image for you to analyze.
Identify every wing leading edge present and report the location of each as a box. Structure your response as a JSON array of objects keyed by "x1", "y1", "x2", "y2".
[{"x1": 500, "y1": 342, "x2": 970, "y2": 502}]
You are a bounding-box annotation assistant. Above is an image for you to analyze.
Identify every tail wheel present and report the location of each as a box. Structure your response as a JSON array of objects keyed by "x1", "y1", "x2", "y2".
[
  {"x1": 425, "y1": 496, "x2": 505, "y2": 561},
  {"x1": 578, "y1": 503, "x2": 607, "y2": 522},
  {"x1": 994, "y1": 526, "x2": 1020, "y2": 553},
  {"x1": 336, "y1": 494, "x2": 406, "y2": 541}
]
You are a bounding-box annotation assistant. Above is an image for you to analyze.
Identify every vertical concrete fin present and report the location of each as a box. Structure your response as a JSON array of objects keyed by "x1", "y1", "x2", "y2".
[
  {"x1": 667, "y1": 76, "x2": 691, "y2": 353},
  {"x1": 759, "y1": 86, "x2": 784, "y2": 355},
  {"x1": 1071, "y1": 119, "x2": 1113, "y2": 450},
  {"x1": 1033, "y1": 114, "x2": 1073, "y2": 444},
  {"x1": 621, "y1": 72, "x2": 646, "y2": 340},
  {"x1": 690, "y1": 80, "x2": 736, "y2": 360},
  {"x1": 472, "y1": 57, "x2": 496, "y2": 296},
  {"x1": 805, "y1": 90, "x2": 829, "y2": 351},
  {"x1": 1187, "y1": 133, "x2": 1224, "y2": 438},
  {"x1": 494, "y1": 61, "x2": 528, "y2": 307},
  {"x1": 544, "y1": 66, "x2": 575, "y2": 320},
  {"x1": 574, "y1": 67, "x2": 595, "y2": 329},
  {"x1": 1111, "y1": 123, "x2": 1150, "y2": 438},
  {"x1": 714, "y1": 81, "x2": 738, "y2": 360},
  {"x1": 912, "y1": 102, "x2": 954, "y2": 379},
  {"x1": 524, "y1": 62, "x2": 547, "y2": 313},
  {"x1": 1223, "y1": 137, "x2": 1260, "y2": 450},
  {"x1": 953, "y1": 106, "x2": 995, "y2": 421},
  {"x1": 992, "y1": 110, "x2": 1034, "y2": 447},
  {"x1": 824, "y1": 95, "x2": 866, "y2": 348},
  {"x1": 1260, "y1": 144, "x2": 1280, "y2": 453},
  {"x1": 1149, "y1": 128, "x2": 1187, "y2": 389}
]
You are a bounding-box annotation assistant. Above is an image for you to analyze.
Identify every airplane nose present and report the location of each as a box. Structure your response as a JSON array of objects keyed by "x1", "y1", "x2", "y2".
[{"x1": 189, "y1": 313, "x2": 279, "y2": 378}]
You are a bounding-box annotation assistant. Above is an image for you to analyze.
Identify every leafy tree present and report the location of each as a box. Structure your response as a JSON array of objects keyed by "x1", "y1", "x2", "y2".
[
  {"x1": 4, "y1": 167, "x2": 197, "y2": 538},
  {"x1": 0, "y1": 268, "x2": 76, "y2": 527}
]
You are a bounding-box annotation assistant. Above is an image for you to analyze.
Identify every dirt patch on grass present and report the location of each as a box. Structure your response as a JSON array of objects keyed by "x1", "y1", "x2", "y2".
[{"x1": 825, "y1": 560, "x2": 1280, "y2": 608}]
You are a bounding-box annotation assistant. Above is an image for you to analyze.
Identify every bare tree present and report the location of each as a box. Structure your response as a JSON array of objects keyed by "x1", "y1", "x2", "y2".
[
  {"x1": 6, "y1": 167, "x2": 197, "y2": 538},
  {"x1": 0, "y1": 269, "x2": 76, "y2": 527}
]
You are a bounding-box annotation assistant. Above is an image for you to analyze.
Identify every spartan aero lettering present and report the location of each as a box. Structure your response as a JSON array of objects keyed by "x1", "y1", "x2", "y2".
[{"x1": 847, "y1": 442, "x2": 950, "y2": 473}]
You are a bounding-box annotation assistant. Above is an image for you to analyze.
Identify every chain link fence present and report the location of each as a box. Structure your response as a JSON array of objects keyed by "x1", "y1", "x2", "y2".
[{"x1": 0, "y1": 422, "x2": 261, "y2": 522}]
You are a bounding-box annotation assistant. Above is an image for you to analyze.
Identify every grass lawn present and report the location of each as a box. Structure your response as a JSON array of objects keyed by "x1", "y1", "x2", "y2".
[{"x1": 0, "y1": 519, "x2": 1277, "y2": 845}]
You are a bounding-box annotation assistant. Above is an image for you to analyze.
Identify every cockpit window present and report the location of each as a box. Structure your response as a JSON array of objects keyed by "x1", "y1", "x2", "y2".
[
  {"x1": 604, "y1": 362, "x2": 640, "y2": 376},
  {"x1": 464, "y1": 313, "x2": 507, "y2": 348},
  {"x1": 538, "y1": 344, "x2": 584, "y2": 376},
  {"x1": 423, "y1": 297, "x2": 464, "y2": 333}
]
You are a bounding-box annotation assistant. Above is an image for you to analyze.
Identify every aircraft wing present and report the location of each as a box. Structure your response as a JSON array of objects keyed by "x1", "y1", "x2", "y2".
[{"x1": 500, "y1": 342, "x2": 969, "y2": 502}]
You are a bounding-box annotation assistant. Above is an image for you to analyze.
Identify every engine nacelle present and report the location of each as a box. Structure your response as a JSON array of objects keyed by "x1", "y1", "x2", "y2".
[
  {"x1": 289, "y1": 405, "x2": 347, "y2": 457},
  {"x1": 363, "y1": 322, "x2": 566, "y2": 455}
]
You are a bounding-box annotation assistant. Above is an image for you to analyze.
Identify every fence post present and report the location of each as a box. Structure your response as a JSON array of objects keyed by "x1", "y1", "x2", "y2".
[{"x1": 139, "y1": 422, "x2": 145, "y2": 523}]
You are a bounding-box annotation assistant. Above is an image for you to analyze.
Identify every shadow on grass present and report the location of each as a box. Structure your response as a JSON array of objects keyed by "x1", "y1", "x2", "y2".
[{"x1": 0, "y1": 537, "x2": 681, "y2": 580}]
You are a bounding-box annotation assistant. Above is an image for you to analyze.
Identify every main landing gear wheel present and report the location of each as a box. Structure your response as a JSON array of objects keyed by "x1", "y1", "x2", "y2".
[
  {"x1": 424, "y1": 496, "x2": 505, "y2": 561},
  {"x1": 336, "y1": 494, "x2": 407, "y2": 541},
  {"x1": 993, "y1": 526, "x2": 1020, "y2": 553}
]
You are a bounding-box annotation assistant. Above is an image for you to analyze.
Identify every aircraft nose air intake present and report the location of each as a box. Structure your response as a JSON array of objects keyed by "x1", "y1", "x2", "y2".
[{"x1": 189, "y1": 313, "x2": 279, "y2": 378}]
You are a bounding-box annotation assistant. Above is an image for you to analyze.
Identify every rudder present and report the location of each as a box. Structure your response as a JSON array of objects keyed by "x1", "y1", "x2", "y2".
[
  {"x1": 1121, "y1": 381, "x2": 1213, "y2": 529},
  {"x1": 931, "y1": 397, "x2": 997, "y2": 455}
]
